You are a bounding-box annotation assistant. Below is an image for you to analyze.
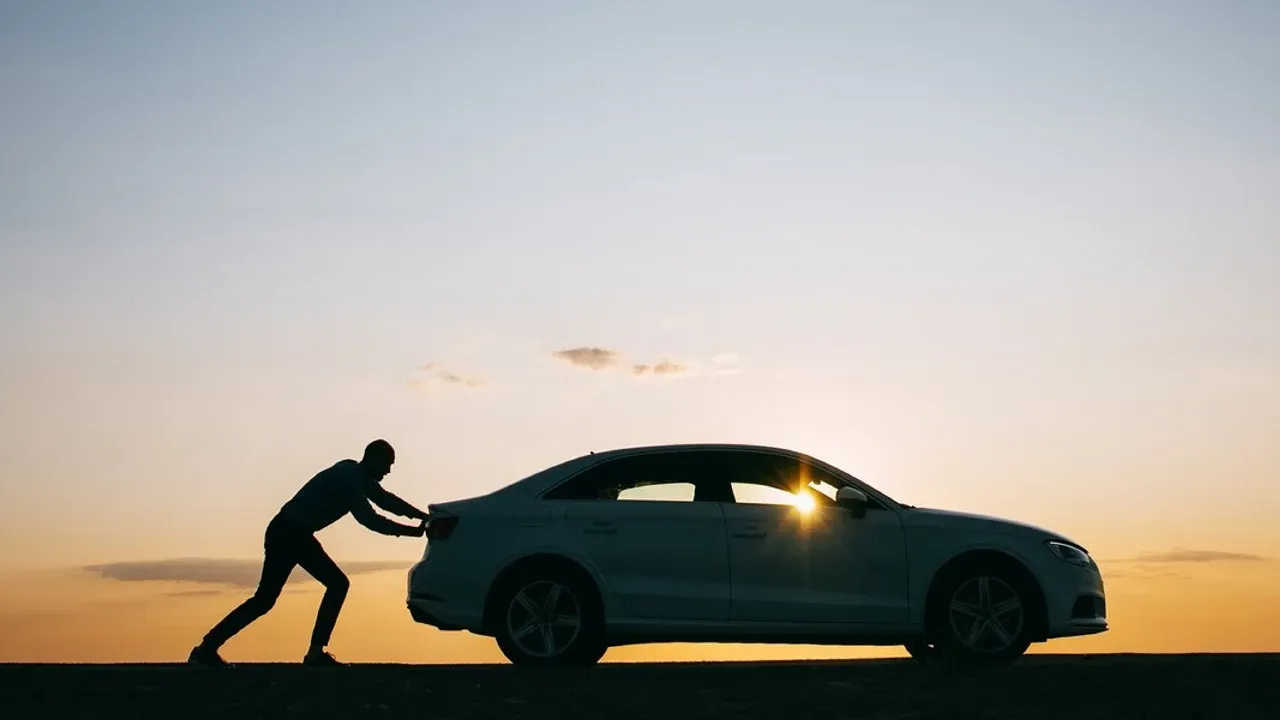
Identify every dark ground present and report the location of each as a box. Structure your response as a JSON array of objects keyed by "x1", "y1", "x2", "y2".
[{"x1": 3, "y1": 654, "x2": 1277, "y2": 719}]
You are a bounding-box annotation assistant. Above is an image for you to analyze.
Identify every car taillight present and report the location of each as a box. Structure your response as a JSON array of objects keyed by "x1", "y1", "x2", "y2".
[{"x1": 426, "y1": 515, "x2": 459, "y2": 540}]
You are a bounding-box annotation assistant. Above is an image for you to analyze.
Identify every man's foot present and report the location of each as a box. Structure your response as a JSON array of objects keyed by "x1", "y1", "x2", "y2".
[
  {"x1": 302, "y1": 649, "x2": 344, "y2": 667},
  {"x1": 188, "y1": 643, "x2": 231, "y2": 669}
]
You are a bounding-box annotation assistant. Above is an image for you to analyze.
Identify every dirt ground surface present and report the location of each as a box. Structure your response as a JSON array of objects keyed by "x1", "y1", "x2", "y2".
[{"x1": 3, "y1": 653, "x2": 1277, "y2": 719}]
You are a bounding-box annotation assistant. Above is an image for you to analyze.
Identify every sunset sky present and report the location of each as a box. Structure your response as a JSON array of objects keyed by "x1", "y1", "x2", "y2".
[{"x1": 2, "y1": 1, "x2": 1278, "y2": 663}]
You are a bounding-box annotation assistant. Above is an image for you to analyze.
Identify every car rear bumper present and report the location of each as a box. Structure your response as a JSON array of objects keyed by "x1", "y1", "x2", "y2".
[
  {"x1": 406, "y1": 598, "x2": 467, "y2": 631},
  {"x1": 406, "y1": 559, "x2": 486, "y2": 633}
]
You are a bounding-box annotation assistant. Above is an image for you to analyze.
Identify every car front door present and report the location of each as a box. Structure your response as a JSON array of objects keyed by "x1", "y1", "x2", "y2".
[
  {"x1": 716, "y1": 451, "x2": 909, "y2": 624},
  {"x1": 550, "y1": 451, "x2": 731, "y2": 621}
]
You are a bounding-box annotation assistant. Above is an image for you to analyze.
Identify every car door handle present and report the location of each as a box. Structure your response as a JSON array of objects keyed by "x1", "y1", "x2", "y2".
[
  {"x1": 583, "y1": 520, "x2": 617, "y2": 535},
  {"x1": 732, "y1": 525, "x2": 766, "y2": 539}
]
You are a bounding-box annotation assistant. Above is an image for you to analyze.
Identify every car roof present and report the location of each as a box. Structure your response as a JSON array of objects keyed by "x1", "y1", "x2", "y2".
[
  {"x1": 493, "y1": 442, "x2": 900, "y2": 508},
  {"x1": 588, "y1": 441, "x2": 807, "y2": 459}
]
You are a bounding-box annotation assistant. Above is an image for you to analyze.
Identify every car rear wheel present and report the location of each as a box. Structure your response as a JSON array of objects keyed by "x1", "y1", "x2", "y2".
[
  {"x1": 494, "y1": 570, "x2": 606, "y2": 668},
  {"x1": 929, "y1": 564, "x2": 1034, "y2": 666}
]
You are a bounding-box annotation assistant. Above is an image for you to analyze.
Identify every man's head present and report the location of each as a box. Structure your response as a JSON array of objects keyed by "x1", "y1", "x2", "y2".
[{"x1": 360, "y1": 439, "x2": 395, "y2": 482}]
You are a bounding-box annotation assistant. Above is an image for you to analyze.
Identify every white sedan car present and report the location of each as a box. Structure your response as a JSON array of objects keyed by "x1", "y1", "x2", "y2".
[{"x1": 406, "y1": 444, "x2": 1107, "y2": 667}]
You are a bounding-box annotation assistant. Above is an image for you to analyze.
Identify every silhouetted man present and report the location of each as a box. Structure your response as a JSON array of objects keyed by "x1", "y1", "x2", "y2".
[{"x1": 188, "y1": 439, "x2": 428, "y2": 668}]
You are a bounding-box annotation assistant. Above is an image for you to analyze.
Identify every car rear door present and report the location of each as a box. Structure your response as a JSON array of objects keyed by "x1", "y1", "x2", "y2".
[{"x1": 556, "y1": 451, "x2": 731, "y2": 621}]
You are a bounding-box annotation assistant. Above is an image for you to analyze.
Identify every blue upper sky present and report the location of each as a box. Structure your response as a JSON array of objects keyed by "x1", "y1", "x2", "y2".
[{"x1": 1, "y1": 1, "x2": 1277, "y2": 568}]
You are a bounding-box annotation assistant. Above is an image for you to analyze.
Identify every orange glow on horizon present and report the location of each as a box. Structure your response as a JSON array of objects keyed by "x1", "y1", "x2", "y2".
[{"x1": 2, "y1": 556, "x2": 1278, "y2": 664}]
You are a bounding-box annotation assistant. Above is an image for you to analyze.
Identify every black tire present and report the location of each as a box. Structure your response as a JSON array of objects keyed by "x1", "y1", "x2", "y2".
[
  {"x1": 927, "y1": 560, "x2": 1035, "y2": 666},
  {"x1": 493, "y1": 564, "x2": 606, "y2": 668}
]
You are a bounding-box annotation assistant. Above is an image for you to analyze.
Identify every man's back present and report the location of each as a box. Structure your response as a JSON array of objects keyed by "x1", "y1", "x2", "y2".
[{"x1": 276, "y1": 459, "x2": 365, "y2": 533}]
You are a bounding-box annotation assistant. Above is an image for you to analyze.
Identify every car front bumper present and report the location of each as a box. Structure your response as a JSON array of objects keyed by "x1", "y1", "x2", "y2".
[{"x1": 1043, "y1": 560, "x2": 1108, "y2": 638}]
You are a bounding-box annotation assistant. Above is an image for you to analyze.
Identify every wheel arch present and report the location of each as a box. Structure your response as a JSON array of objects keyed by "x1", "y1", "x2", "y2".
[
  {"x1": 922, "y1": 548, "x2": 1049, "y2": 643},
  {"x1": 480, "y1": 551, "x2": 607, "y2": 635}
]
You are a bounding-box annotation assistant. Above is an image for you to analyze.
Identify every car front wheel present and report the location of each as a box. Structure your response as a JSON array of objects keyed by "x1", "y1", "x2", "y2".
[
  {"x1": 494, "y1": 570, "x2": 606, "y2": 668},
  {"x1": 930, "y1": 564, "x2": 1034, "y2": 666}
]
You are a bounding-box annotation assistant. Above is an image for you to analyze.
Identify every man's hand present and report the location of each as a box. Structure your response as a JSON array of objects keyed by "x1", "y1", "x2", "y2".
[{"x1": 410, "y1": 518, "x2": 428, "y2": 537}]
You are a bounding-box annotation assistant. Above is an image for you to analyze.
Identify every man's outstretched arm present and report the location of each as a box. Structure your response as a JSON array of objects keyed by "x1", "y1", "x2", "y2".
[
  {"x1": 350, "y1": 496, "x2": 424, "y2": 537},
  {"x1": 365, "y1": 484, "x2": 429, "y2": 520}
]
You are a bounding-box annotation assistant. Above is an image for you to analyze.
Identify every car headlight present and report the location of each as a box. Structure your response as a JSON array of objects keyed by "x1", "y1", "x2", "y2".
[{"x1": 1047, "y1": 540, "x2": 1092, "y2": 566}]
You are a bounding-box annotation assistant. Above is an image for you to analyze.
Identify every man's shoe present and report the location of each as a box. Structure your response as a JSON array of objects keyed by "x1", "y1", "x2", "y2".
[
  {"x1": 188, "y1": 644, "x2": 232, "y2": 669},
  {"x1": 302, "y1": 649, "x2": 345, "y2": 667}
]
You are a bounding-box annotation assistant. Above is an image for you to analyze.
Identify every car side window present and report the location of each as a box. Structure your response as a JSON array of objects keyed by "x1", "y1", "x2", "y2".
[
  {"x1": 617, "y1": 482, "x2": 696, "y2": 502},
  {"x1": 543, "y1": 452, "x2": 703, "y2": 502},
  {"x1": 731, "y1": 482, "x2": 803, "y2": 507},
  {"x1": 714, "y1": 451, "x2": 868, "y2": 508}
]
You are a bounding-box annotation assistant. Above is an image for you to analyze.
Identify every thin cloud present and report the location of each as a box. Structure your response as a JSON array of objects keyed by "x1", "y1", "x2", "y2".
[
  {"x1": 552, "y1": 346, "x2": 620, "y2": 371},
  {"x1": 411, "y1": 363, "x2": 485, "y2": 390},
  {"x1": 1110, "y1": 548, "x2": 1269, "y2": 564},
  {"x1": 85, "y1": 559, "x2": 411, "y2": 589},
  {"x1": 653, "y1": 360, "x2": 686, "y2": 375},
  {"x1": 712, "y1": 353, "x2": 741, "y2": 365},
  {"x1": 437, "y1": 371, "x2": 485, "y2": 387},
  {"x1": 1097, "y1": 566, "x2": 1188, "y2": 581},
  {"x1": 632, "y1": 359, "x2": 688, "y2": 377},
  {"x1": 555, "y1": 346, "x2": 720, "y2": 379}
]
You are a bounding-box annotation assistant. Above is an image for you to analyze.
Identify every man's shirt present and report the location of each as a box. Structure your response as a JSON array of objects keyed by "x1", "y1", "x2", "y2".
[{"x1": 275, "y1": 459, "x2": 418, "y2": 535}]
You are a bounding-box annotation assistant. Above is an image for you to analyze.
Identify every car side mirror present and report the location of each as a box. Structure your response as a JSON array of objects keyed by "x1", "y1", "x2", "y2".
[{"x1": 836, "y1": 487, "x2": 869, "y2": 518}]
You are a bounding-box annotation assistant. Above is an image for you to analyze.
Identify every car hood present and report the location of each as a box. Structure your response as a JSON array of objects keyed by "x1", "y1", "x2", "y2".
[{"x1": 902, "y1": 507, "x2": 1082, "y2": 548}]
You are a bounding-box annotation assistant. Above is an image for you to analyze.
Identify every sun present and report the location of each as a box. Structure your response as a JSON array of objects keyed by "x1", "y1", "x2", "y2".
[{"x1": 791, "y1": 491, "x2": 816, "y2": 514}]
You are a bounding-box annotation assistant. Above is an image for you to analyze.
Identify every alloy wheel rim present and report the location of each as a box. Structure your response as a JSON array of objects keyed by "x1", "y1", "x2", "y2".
[
  {"x1": 947, "y1": 575, "x2": 1024, "y2": 653},
  {"x1": 505, "y1": 580, "x2": 582, "y2": 658}
]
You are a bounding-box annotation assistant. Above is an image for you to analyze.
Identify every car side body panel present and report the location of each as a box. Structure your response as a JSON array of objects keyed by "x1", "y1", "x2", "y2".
[{"x1": 406, "y1": 444, "x2": 1108, "y2": 657}]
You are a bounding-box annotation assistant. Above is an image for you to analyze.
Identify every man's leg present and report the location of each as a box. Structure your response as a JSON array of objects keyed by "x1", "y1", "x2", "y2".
[
  {"x1": 189, "y1": 533, "x2": 297, "y2": 666},
  {"x1": 294, "y1": 535, "x2": 350, "y2": 664}
]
